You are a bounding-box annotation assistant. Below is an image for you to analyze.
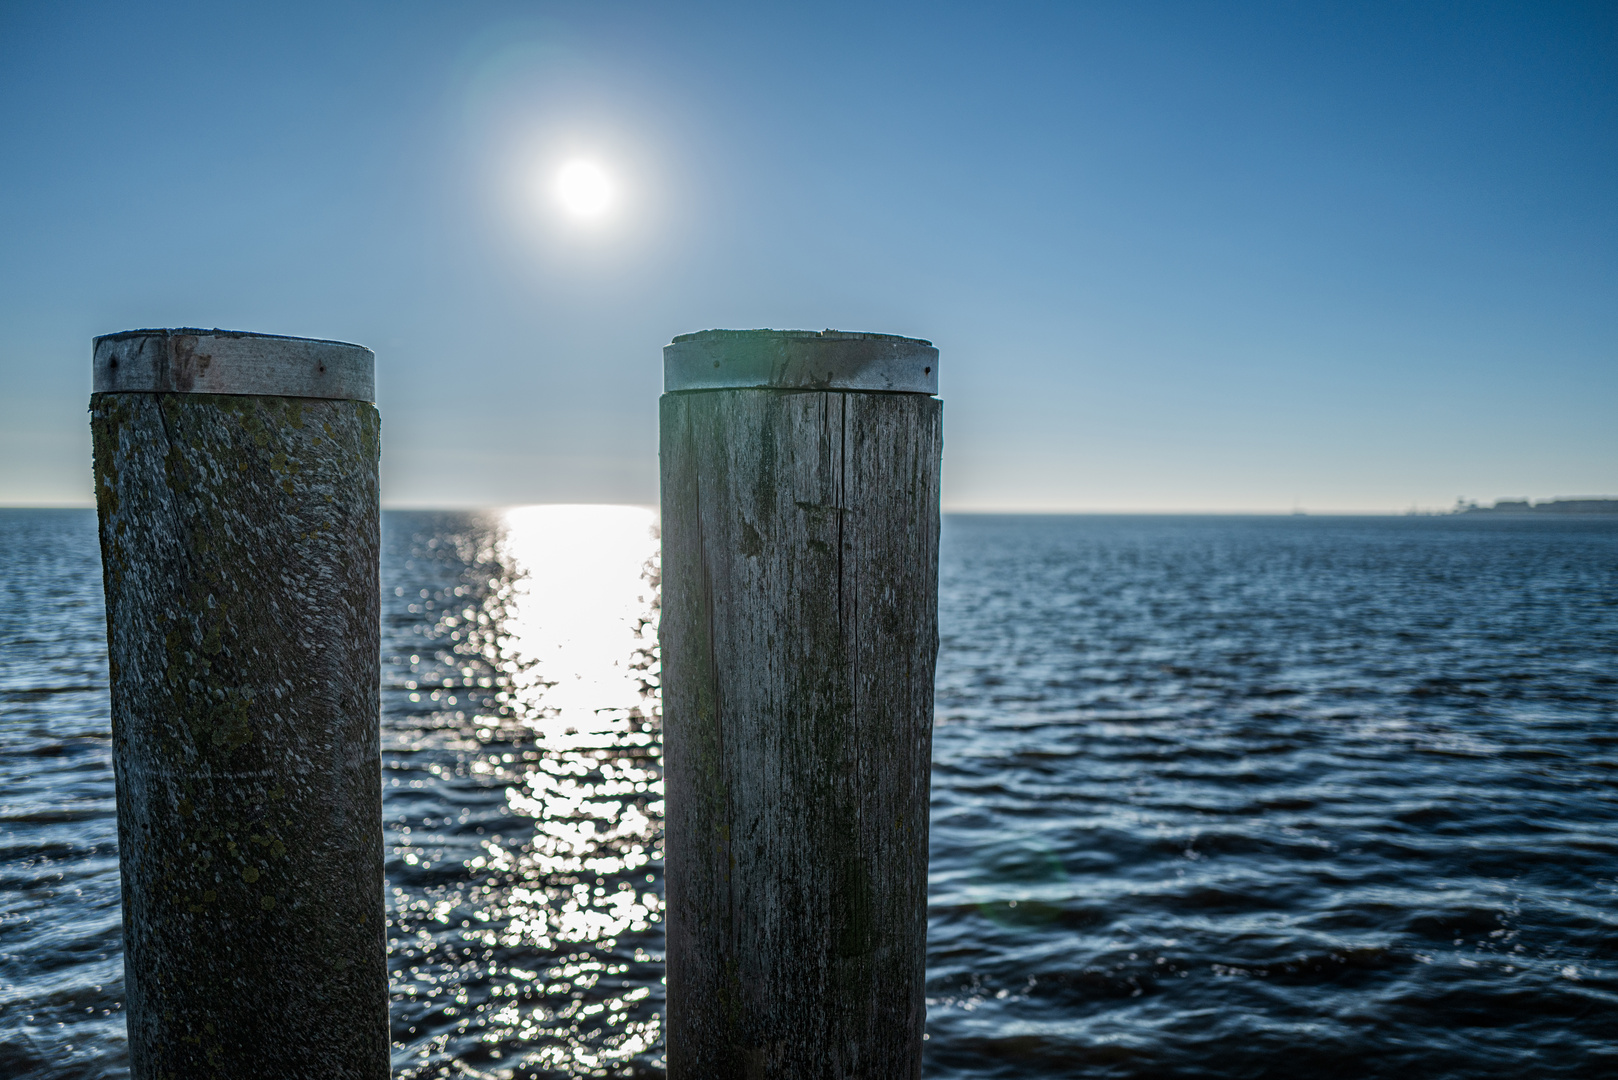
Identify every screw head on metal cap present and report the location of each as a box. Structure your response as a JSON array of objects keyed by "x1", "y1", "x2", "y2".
[
  {"x1": 663, "y1": 329, "x2": 938, "y2": 395},
  {"x1": 93, "y1": 328, "x2": 375, "y2": 402}
]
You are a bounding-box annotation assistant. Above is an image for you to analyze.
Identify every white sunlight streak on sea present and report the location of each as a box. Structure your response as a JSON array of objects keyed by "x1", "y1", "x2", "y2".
[{"x1": 497, "y1": 505, "x2": 659, "y2": 745}]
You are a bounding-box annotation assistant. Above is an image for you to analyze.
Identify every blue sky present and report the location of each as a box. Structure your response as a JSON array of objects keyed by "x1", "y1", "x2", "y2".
[{"x1": 1, "y1": 0, "x2": 1613, "y2": 510}]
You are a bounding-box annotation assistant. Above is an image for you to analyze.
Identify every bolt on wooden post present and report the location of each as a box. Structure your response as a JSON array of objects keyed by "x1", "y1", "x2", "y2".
[
  {"x1": 91, "y1": 329, "x2": 387, "y2": 1080},
  {"x1": 659, "y1": 329, "x2": 942, "y2": 1079}
]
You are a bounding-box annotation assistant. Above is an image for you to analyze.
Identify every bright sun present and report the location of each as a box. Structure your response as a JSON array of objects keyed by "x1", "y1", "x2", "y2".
[{"x1": 555, "y1": 160, "x2": 613, "y2": 218}]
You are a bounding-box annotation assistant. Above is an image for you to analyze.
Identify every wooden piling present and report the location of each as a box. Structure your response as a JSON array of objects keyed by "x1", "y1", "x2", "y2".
[
  {"x1": 91, "y1": 329, "x2": 387, "y2": 1080},
  {"x1": 659, "y1": 329, "x2": 942, "y2": 1079}
]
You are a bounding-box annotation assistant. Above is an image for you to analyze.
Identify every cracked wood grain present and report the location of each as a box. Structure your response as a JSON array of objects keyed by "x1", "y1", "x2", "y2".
[{"x1": 660, "y1": 388, "x2": 942, "y2": 1079}]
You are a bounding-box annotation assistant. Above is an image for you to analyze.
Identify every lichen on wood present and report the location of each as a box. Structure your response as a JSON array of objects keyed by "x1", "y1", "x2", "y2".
[
  {"x1": 92, "y1": 391, "x2": 386, "y2": 1080},
  {"x1": 660, "y1": 387, "x2": 942, "y2": 1079}
]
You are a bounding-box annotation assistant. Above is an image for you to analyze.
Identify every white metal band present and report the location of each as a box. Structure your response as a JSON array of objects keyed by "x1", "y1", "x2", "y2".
[
  {"x1": 664, "y1": 329, "x2": 938, "y2": 394},
  {"x1": 93, "y1": 329, "x2": 375, "y2": 402}
]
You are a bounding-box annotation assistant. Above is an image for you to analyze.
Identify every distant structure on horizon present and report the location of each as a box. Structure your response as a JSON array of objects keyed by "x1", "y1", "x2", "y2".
[{"x1": 1455, "y1": 497, "x2": 1618, "y2": 515}]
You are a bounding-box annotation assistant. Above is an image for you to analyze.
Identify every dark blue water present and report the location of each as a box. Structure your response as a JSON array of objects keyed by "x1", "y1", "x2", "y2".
[
  {"x1": 926, "y1": 515, "x2": 1617, "y2": 1078},
  {"x1": 2, "y1": 510, "x2": 1615, "y2": 1078}
]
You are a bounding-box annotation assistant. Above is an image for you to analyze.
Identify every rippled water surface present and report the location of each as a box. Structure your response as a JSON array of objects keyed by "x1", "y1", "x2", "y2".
[
  {"x1": 927, "y1": 515, "x2": 1617, "y2": 1078},
  {"x1": 2, "y1": 510, "x2": 1615, "y2": 1078}
]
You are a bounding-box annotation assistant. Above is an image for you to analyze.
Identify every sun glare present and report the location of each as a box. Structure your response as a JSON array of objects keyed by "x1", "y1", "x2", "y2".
[
  {"x1": 554, "y1": 159, "x2": 614, "y2": 218},
  {"x1": 498, "y1": 505, "x2": 657, "y2": 741}
]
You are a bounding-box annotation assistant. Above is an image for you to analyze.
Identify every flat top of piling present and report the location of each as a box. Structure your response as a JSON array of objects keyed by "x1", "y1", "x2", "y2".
[
  {"x1": 664, "y1": 328, "x2": 938, "y2": 395},
  {"x1": 93, "y1": 327, "x2": 370, "y2": 349},
  {"x1": 93, "y1": 328, "x2": 375, "y2": 402},
  {"x1": 671, "y1": 328, "x2": 934, "y2": 347}
]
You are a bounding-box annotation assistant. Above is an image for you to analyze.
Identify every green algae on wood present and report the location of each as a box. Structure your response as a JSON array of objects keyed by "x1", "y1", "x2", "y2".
[{"x1": 91, "y1": 329, "x2": 385, "y2": 1080}]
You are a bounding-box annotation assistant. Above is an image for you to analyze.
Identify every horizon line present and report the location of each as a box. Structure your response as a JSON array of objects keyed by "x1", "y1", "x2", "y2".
[{"x1": 0, "y1": 501, "x2": 1483, "y2": 516}]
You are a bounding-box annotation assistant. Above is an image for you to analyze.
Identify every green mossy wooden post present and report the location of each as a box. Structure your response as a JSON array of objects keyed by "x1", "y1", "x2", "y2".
[
  {"x1": 91, "y1": 329, "x2": 387, "y2": 1080},
  {"x1": 659, "y1": 329, "x2": 942, "y2": 1079}
]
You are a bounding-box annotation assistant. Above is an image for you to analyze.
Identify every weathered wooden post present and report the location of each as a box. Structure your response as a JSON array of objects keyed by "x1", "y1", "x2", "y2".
[
  {"x1": 91, "y1": 329, "x2": 387, "y2": 1080},
  {"x1": 659, "y1": 329, "x2": 942, "y2": 1078}
]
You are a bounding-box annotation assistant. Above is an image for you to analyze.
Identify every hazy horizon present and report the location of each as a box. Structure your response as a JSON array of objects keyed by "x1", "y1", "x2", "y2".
[{"x1": 6, "y1": 499, "x2": 1611, "y2": 516}]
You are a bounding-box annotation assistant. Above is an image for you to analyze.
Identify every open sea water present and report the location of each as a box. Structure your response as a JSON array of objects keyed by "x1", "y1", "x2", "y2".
[{"x1": 1, "y1": 509, "x2": 1614, "y2": 1078}]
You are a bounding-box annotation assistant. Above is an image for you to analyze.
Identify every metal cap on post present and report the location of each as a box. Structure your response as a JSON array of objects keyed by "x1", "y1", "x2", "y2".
[
  {"x1": 91, "y1": 329, "x2": 386, "y2": 1080},
  {"x1": 660, "y1": 329, "x2": 942, "y2": 1079},
  {"x1": 94, "y1": 328, "x2": 375, "y2": 399},
  {"x1": 663, "y1": 328, "x2": 938, "y2": 393}
]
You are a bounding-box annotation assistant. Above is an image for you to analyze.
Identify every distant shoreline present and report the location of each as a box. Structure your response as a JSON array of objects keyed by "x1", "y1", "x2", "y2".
[{"x1": 1455, "y1": 498, "x2": 1618, "y2": 516}]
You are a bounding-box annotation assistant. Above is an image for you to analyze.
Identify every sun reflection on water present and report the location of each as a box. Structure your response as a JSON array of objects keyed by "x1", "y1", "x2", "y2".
[
  {"x1": 383, "y1": 505, "x2": 664, "y2": 1078},
  {"x1": 500, "y1": 505, "x2": 660, "y2": 741}
]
